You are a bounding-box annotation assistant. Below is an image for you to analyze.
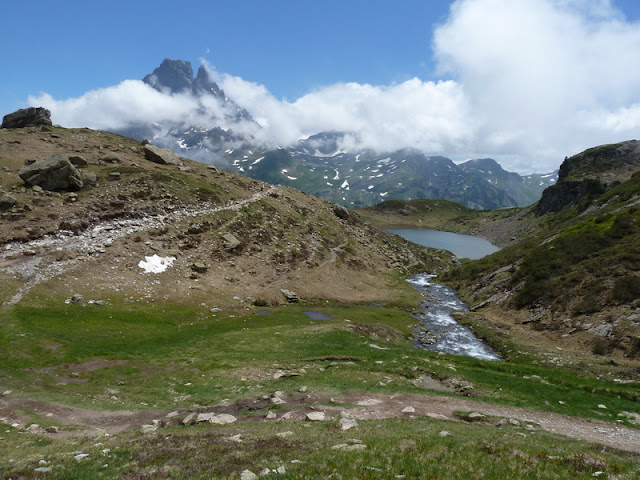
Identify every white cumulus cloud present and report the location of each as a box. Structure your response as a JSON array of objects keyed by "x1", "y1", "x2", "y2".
[{"x1": 28, "y1": 0, "x2": 640, "y2": 174}]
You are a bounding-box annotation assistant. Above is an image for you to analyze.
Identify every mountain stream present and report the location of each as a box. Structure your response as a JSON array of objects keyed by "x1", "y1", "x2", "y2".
[{"x1": 407, "y1": 273, "x2": 501, "y2": 361}]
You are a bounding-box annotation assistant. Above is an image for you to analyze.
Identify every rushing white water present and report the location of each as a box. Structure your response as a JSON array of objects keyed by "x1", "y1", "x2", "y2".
[{"x1": 408, "y1": 273, "x2": 501, "y2": 361}]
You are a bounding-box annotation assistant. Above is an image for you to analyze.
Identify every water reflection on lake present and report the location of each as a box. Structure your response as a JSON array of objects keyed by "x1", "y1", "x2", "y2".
[{"x1": 388, "y1": 228, "x2": 499, "y2": 259}]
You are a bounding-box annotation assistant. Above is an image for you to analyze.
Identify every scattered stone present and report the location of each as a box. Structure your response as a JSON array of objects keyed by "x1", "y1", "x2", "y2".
[
  {"x1": 240, "y1": 469, "x2": 258, "y2": 480},
  {"x1": 509, "y1": 418, "x2": 521, "y2": 426},
  {"x1": 2, "y1": 390, "x2": 12, "y2": 396},
  {"x1": 34, "y1": 467, "x2": 52, "y2": 473},
  {"x1": 2, "y1": 107, "x2": 52, "y2": 129},
  {"x1": 140, "y1": 424, "x2": 158, "y2": 434},
  {"x1": 66, "y1": 293, "x2": 85, "y2": 304},
  {"x1": 32, "y1": 185, "x2": 43, "y2": 193},
  {"x1": 108, "y1": 172, "x2": 121, "y2": 180},
  {"x1": 222, "y1": 233, "x2": 241, "y2": 251},
  {"x1": 467, "y1": 412, "x2": 486, "y2": 422},
  {"x1": 401, "y1": 406, "x2": 415, "y2": 414},
  {"x1": 19, "y1": 154, "x2": 84, "y2": 191},
  {"x1": 265, "y1": 411, "x2": 277, "y2": 420},
  {"x1": 439, "y1": 431, "x2": 451, "y2": 437},
  {"x1": 166, "y1": 411, "x2": 179, "y2": 418},
  {"x1": 144, "y1": 144, "x2": 183, "y2": 166},
  {"x1": 305, "y1": 411, "x2": 326, "y2": 422},
  {"x1": 273, "y1": 370, "x2": 302, "y2": 380},
  {"x1": 102, "y1": 153, "x2": 121, "y2": 164},
  {"x1": 280, "y1": 289, "x2": 298, "y2": 303},
  {"x1": 356, "y1": 399, "x2": 382, "y2": 406},
  {"x1": 68, "y1": 155, "x2": 88, "y2": 167},
  {"x1": 227, "y1": 434, "x2": 243, "y2": 443},
  {"x1": 276, "y1": 466, "x2": 286, "y2": 474},
  {"x1": 191, "y1": 262, "x2": 208, "y2": 273},
  {"x1": 276, "y1": 431, "x2": 293, "y2": 438},
  {"x1": 339, "y1": 417, "x2": 358, "y2": 431},
  {"x1": 74, "y1": 453, "x2": 90, "y2": 461},
  {"x1": 598, "y1": 404, "x2": 607, "y2": 409},
  {"x1": 81, "y1": 171, "x2": 97, "y2": 185},
  {"x1": 425, "y1": 413, "x2": 448, "y2": 420},
  {"x1": 0, "y1": 193, "x2": 17, "y2": 211},
  {"x1": 25, "y1": 424, "x2": 43, "y2": 433},
  {"x1": 271, "y1": 396, "x2": 286, "y2": 406},
  {"x1": 332, "y1": 443, "x2": 367, "y2": 451},
  {"x1": 45, "y1": 426, "x2": 60, "y2": 433},
  {"x1": 196, "y1": 412, "x2": 237, "y2": 425},
  {"x1": 182, "y1": 413, "x2": 197, "y2": 425}
]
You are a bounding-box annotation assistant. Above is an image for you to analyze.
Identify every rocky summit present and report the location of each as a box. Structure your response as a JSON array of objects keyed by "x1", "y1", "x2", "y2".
[{"x1": 1, "y1": 106, "x2": 52, "y2": 129}]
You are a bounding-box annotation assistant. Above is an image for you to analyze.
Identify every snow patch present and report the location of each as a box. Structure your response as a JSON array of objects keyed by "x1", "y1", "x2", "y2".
[{"x1": 138, "y1": 255, "x2": 176, "y2": 274}]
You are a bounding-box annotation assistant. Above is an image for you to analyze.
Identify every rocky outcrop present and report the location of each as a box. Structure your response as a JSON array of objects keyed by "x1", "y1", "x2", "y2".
[
  {"x1": 2, "y1": 107, "x2": 52, "y2": 129},
  {"x1": 535, "y1": 178, "x2": 605, "y2": 216},
  {"x1": 535, "y1": 140, "x2": 640, "y2": 216},
  {"x1": 143, "y1": 144, "x2": 182, "y2": 166},
  {"x1": 18, "y1": 154, "x2": 83, "y2": 191}
]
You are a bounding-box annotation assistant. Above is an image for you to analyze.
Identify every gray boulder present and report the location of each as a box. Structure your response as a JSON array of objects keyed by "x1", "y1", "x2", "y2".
[
  {"x1": 2, "y1": 107, "x2": 52, "y2": 129},
  {"x1": 81, "y1": 171, "x2": 97, "y2": 186},
  {"x1": 0, "y1": 193, "x2": 17, "y2": 211},
  {"x1": 68, "y1": 155, "x2": 88, "y2": 167},
  {"x1": 19, "y1": 154, "x2": 83, "y2": 191},
  {"x1": 143, "y1": 144, "x2": 182, "y2": 166},
  {"x1": 222, "y1": 233, "x2": 241, "y2": 251}
]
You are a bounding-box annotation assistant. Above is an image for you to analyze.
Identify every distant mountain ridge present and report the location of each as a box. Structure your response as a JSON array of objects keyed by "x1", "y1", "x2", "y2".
[
  {"x1": 116, "y1": 59, "x2": 557, "y2": 210},
  {"x1": 223, "y1": 133, "x2": 557, "y2": 209}
]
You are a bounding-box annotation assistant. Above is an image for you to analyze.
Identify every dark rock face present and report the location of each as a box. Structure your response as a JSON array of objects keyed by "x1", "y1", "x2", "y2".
[
  {"x1": 143, "y1": 59, "x2": 194, "y2": 93},
  {"x1": 535, "y1": 139, "x2": 640, "y2": 216},
  {"x1": 2, "y1": 107, "x2": 52, "y2": 129},
  {"x1": 536, "y1": 179, "x2": 605, "y2": 216},
  {"x1": 18, "y1": 154, "x2": 83, "y2": 191},
  {"x1": 193, "y1": 66, "x2": 224, "y2": 97},
  {"x1": 142, "y1": 59, "x2": 226, "y2": 99}
]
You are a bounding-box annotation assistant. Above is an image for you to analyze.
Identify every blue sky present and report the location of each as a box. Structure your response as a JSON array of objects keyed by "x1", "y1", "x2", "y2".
[{"x1": 3, "y1": 0, "x2": 640, "y2": 173}]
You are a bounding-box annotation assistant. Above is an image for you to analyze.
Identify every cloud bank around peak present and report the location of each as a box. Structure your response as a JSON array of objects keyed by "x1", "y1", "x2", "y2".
[{"x1": 29, "y1": 0, "x2": 640, "y2": 174}]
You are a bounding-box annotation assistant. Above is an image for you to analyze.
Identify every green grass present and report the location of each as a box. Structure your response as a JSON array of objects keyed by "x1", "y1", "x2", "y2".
[{"x1": 1, "y1": 301, "x2": 639, "y2": 423}]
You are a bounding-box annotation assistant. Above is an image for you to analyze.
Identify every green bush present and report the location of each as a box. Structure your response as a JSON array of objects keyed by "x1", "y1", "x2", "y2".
[{"x1": 612, "y1": 276, "x2": 640, "y2": 302}]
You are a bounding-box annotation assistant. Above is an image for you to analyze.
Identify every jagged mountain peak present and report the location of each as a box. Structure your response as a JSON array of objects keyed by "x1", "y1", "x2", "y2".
[
  {"x1": 143, "y1": 58, "x2": 194, "y2": 93},
  {"x1": 142, "y1": 59, "x2": 225, "y2": 100}
]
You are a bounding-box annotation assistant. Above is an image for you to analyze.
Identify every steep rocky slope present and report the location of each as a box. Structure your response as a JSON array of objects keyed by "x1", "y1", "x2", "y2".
[
  {"x1": 0, "y1": 124, "x2": 453, "y2": 310},
  {"x1": 443, "y1": 143, "x2": 640, "y2": 361}
]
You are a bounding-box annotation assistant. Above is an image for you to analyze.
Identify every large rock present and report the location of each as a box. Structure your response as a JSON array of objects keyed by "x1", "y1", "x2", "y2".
[
  {"x1": 0, "y1": 193, "x2": 17, "y2": 210},
  {"x1": 143, "y1": 144, "x2": 183, "y2": 166},
  {"x1": 2, "y1": 107, "x2": 52, "y2": 129},
  {"x1": 19, "y1": 154, "x2": 83, "y2": 191}
]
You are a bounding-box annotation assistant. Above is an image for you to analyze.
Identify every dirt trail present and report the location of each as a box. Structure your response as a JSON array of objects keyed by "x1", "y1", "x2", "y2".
[
  {"x1": 2, "y1": 390, "x2": 638, "y2": 453},
  {"x1": 0, "y1": 186, "x2": 277, "y2": 309}
]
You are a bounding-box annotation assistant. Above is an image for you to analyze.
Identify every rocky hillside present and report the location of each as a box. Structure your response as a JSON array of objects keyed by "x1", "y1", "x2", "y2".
[
  {"x1": 0, "y1": 110, "x2": 453, "y2": 310},
  {"x1": 443, "y1": 142, "x2": 640, "y2": 361}
]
